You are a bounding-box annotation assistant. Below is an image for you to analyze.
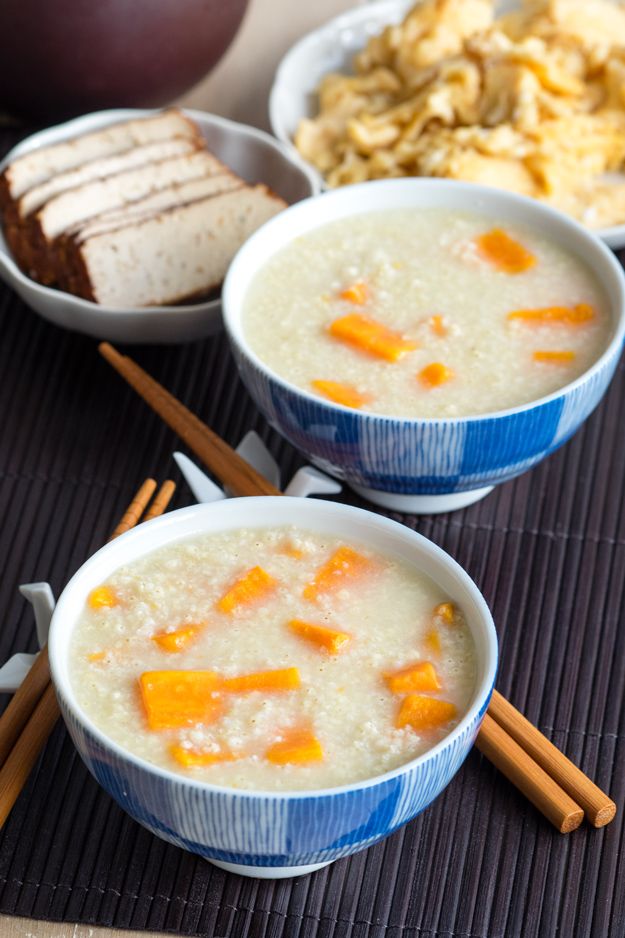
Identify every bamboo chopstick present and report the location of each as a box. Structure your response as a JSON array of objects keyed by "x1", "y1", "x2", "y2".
[
  {"x1": 0, "y1": 479, "x2": 176, "y2": 828},
  {"x1": 98, "y1": 344, "x2": 617, "y2": 833},
  {"x1": 487, "y1": 690, "x2": 616, "y2": 827},
  {"x1": 99, "y1": 343, "x2": 280, "y2": 498}
]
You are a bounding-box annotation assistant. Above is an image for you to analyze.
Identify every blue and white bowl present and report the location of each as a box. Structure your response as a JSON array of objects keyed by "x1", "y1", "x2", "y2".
[
  {"x1": 48, "y1": 497, "x2": 498, "y2": 879},
  {"x1": 222, "y1": 179, "x2": 625, "y2": 514}
]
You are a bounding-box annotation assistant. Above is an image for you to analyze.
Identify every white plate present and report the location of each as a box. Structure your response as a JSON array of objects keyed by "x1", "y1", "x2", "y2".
[
  {"x1": 269, "y1": 0, "x2": 625, "y2": 250},
  {"x1": 0, "y1": 108, "x2": 320, "y2": 344}
]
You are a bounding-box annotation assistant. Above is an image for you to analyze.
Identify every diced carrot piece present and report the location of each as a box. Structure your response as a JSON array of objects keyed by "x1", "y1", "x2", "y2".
[
  {"x1": 429, "y1": 314, "x2": 448, "y2": 337},
  {"x1": 303, "y1": 546, "x2": 373, "y2": 601},
  {"x1": 217, "y1": 566, "x2": 277, "y2": 614},
  {"x1": 221, "y1": 667, "x2": 301, "y2": 694},
  {"x1": 424, "y1": 628, "x2": 442, "y2": 656},
  {"x1": 508, "y1": 303, "x2": 595, "y2": 325},
  {"x1": 87, "y1": 651, "x2": 107, "y2": 663},
  {"x1": 396, "y1": 695, "x2": 457, "y2": 731},
  {"x1": 476, "y1": 228, "x2": 536, "y2": 274},
  {"x1": 88, "y1": 585, "x2": 119, "y2": 609},
  {"x1": 278, "y1": 541, "x2": 305, "y2": 560},
  {"x1": 288, "y1": 619, "x2": 352, "y2": 654},
  {"x1": 329, "y1": 314, "x2": 417, "y2": 362},
  {"x1": 434, "y1": 602, "x2": 455, "y2": 624},
  {"x1": 152, "y1": 625, "x2": 202, "y2": 653},
  {"x1": 139, "y1": 670, "x2": 223, "y2": 730},
  {"x1": 419, "y1": 362, "x2": 454, "y2": 387},
  {"x1": 533, "y1": 350, "x2": 576, "y2": 364},
  {"x1": 266, "y1": 728, "x2": 324, "y2": 765},
  {"x1": 170, "y1": 744, "x2": 238, "y2": 767},
  {"x1": 311, "y1": 379, "x2": 372, "y2": 409},
  {"x1": 384, "y1": 661, "x2": 441, "y2": 694},
  {"x1": 339, "y1": 281, "x2": 369, "y2": 305}
]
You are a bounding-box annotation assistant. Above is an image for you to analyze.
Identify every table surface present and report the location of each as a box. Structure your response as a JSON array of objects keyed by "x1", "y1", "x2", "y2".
[{"x1": 1, "y1": 1, "x2": 625, "y2": 936}]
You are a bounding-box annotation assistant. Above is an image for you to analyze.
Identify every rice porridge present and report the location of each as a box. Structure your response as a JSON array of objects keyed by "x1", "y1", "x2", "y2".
[
  {"x1": 69, "y1": 525, "x2": 476, "y2": 791},
  {"x1": 242, "y1": 209, "x2": 610, "y2": 418}
]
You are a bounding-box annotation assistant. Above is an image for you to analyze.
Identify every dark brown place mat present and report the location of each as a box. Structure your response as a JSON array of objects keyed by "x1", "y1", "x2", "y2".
[{"x1": 0, "y1": 126, "x2": 624, "y2": 938}]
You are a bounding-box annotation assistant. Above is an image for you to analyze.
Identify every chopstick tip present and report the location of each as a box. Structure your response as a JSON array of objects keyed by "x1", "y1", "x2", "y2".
[{"x1": 593, "y1": 801, "x2": 617, "y2": 828}]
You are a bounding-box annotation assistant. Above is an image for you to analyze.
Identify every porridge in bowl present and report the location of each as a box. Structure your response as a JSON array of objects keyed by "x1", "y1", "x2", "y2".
[
  {"x1": 242, "y1": 208, "x2": 610, "y2": 418},
  {"x1": 69, "y1": 525, "x2": 476, "y2": 791}
]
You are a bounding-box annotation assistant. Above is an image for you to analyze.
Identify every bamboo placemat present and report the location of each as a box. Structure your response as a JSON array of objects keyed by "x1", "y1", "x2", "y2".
[{"x1": 0, "y1": 127, "x2": 623, "y2": 937}]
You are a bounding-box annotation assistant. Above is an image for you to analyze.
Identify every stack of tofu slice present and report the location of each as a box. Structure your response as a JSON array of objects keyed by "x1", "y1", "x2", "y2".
[{"x1": 0, "y1": 109, "x2": 287, "y2": 307}]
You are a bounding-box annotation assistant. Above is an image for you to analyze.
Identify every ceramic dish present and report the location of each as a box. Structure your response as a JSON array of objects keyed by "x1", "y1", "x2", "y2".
[
  {"x1": 269, "y1": 0, "x2": 625, "y2": 249},
  {"x1": 222, "y1": 178, "x2": 625, "y2": 514},
  {"x1": 0, "y1": 108, "x2": 319, "y2": 344},
  {"x1": 48, "y1": 497, "x2": 498, "y2": 879}
]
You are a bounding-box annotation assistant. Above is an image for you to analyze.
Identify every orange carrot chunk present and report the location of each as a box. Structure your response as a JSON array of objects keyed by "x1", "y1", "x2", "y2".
[
  {"x1": 152, "y1": 625, "x2": 202, "y2": 653},
  {"x1": 434, "y1": 602, "x2": 455, "y2": 624},
  {"x1": 217, "y1": 566, "x2": 277, "y2": 614},
  {"x1": 396, "y1": 694, "x2": 458, "y2": 731},
  {"x1": 139, "y1": 670, "x2": 223, "y2": 730},
  {"x1": 419, "y1": 362, "x2": 454, "y2": 387},
  {"x1": 311, "y1": 379, "x2": 372, "y2": 409},
  {"x1": 429, "y1": 314, "x2": 448, "y2": 337},
  {"x1": 424, "y1": 628, "x2": 442, "y2": 656},
  {"x1": 88, "y1": 585, "x2": 119, "y2": 609},
  {"x1": 508, "y1": 303, "x2": 595, "y2": 325},
  {"x1": 476, "y1": 228, "x2": 536, "y2": 274},
  {"x1": 266, "y1": 728, "x2": 324, "y2": 765},
  {"x1": 533, "y1": 350, "x2": 576, "y2": 364},
  {"x1": 288, "y1": 619, "x2": 352, "y2": 654},
  {"x1": 329, "y1": 313, "x2": 417, "y2": 362},
  {"x1": 278, "y1": 541, "x2": 305, "y2": 560},
  {"x1": 339, "y1": 281, "x2": 369, "y2": 305},
  {"x1": 170, "y1": 744, "x2": 238, "y2": 767},
  {"x1": 87, "y1": 651, "x2": 107, "y2": 663},
  {"x1": 384, "y1": 661, "x2": 441, "y2": 694},
  {"x1": 303, "y1": 545, "x2": 373, "y2": 601},
  {"x1": 221, "y1": 667, "x2": 301, "y2": 694}
]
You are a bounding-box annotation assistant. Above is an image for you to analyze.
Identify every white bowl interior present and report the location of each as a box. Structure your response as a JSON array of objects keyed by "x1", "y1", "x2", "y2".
[
  {"x1": 223, "y1": 178, "x2": 625, "y2": 420},
  {"x1": 268, "y1": 0, "x2": 625, "y2": 248},
  {"x1": 0, "y1": 108, "x2": 319, "y2": 343},
  {"x1": 49, "y1": 497, "x2": 497, "y2": 796}
]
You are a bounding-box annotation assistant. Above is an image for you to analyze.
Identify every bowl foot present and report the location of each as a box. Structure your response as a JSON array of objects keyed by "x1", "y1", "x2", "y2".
[
  {"x1": 207, "y1": 858, "x2": 332, "y2": 878},
  {"x1": 348, "y1": 483, "x2": 495, "y2": 514}
]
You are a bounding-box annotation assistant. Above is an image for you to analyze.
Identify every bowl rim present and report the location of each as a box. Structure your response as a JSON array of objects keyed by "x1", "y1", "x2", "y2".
[
  {"x1": 48, "y1": 497, "x2": 498, "y2": 801},
  {"x1": 0, "y1": 106, "x2": 320, "y2": 318},
  {"x1": 222, "y1": 177, "x2": 625, "y2": 426},
  {"x1": 268, "y1": 0, "x2": 625, "y2": 248}
]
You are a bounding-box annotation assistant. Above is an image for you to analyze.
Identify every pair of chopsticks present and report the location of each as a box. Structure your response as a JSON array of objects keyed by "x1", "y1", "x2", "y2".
[
  {"x1": 0, "y1": 477, "x2": 176, "y2": 829},
  {"x1": 98, "y1": 341, "x2": 617, "y2": 834}
]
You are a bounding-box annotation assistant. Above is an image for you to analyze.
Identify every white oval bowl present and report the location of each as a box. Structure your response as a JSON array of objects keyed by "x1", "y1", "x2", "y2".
[
  {"x1": 48, "y1": 497, "x2": 498, "y2": 878},
  {"x1": 269, "y1": 0, "x2": 625, "y2": 249},
  {"x1": 0, "y1": 108, "x2": 320, "y2": 344}
]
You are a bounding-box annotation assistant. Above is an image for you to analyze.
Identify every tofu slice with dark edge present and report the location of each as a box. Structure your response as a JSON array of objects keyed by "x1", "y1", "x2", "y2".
[
  {"x1": 0, "y1": 109, "x2": 202, "y2": 205},
  {"x1": 29, "y1": 150, "x2": 228, "y2": 283},
  {"x1": 69, "y1": 185, "x2": 287, "y2": 307},
  {"x1": 59, "y1": 173, "x2": 244, "y2": 293}
]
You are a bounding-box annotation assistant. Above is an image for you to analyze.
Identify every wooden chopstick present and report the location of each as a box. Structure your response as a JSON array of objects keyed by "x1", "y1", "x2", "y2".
[
  {"x1": 98, "y1": 345, "x2": 616, "y2": 833},
  {"x1": 0, "y1": 479, "x2": 176, "y2": 828},
  {"x1": 99, "y1": 343, "x2": 280, "y2": 498},
  {"x1": 487, "y1": 690, "x2": 616, "y2": 827}
]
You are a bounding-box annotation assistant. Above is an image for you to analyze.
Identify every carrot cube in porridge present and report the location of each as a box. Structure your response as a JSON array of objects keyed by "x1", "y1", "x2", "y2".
[
  {"x1": 266, "y1": 728, "x2": 324, "y2": 765},
  {"x1": 152, "y1": 625, "x2": 202, "y2": 653},
  {"x1": 384, "y1": 661, "x2": 441, "y2": 694},
  {"x1": 88, "y1": 585, "x2": 119, "y2": 609},
  {"x1": 139, "y1": 670, "x2": 223, "y2": 730},
  {"x1": 396, "y1": 695, "x2": 458, "y2": 732},
  {"x1": 170, "y1": 744, "x2": 238, "y2": 767},
  {"x1": 339, "y1": 281, "x2": 369, "y2": 305},
  {"x1": 476, "y1": 228, "x2": 536, "y2": 274},
  {"x1": 329, "y1": 313, "x2": 417, "y2": 362},
  {"x1": 303, "y1": 545, "x2": 372, "y2": 601},
  {"x1": 217, "y1": 565, "x2": 277, "y2": 614},
  {"x1": 221, "y1": 667, "x2": 301, "y2": 694},
  {"x1": 288, "y1": 619, "x2": 352, "y2": 654},
  {"x1": 311, "y1": 379, "x2": 372, "y2": 409}
]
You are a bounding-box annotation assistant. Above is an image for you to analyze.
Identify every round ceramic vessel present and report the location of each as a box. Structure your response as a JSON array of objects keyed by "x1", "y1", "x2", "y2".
[
  {"x1": 0, "y1": 108, "x2": 319, "y2": 344},
  {"x1": 222, "y1": 178, "x2": 625, "y2": 513},
  {"x1": 48, "y1": 497, "x2": 498, "y2": 878}
]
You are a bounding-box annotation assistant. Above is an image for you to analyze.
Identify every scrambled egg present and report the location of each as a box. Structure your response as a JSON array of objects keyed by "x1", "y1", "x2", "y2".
[{"x1": 295, "y1": 0, "x2": 625, "y2": 228}]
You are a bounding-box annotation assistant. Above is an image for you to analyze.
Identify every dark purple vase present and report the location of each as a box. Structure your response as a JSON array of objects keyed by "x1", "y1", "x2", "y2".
[{"x1": 0, "y1": 0, "x2": 249, "y2": 121}]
